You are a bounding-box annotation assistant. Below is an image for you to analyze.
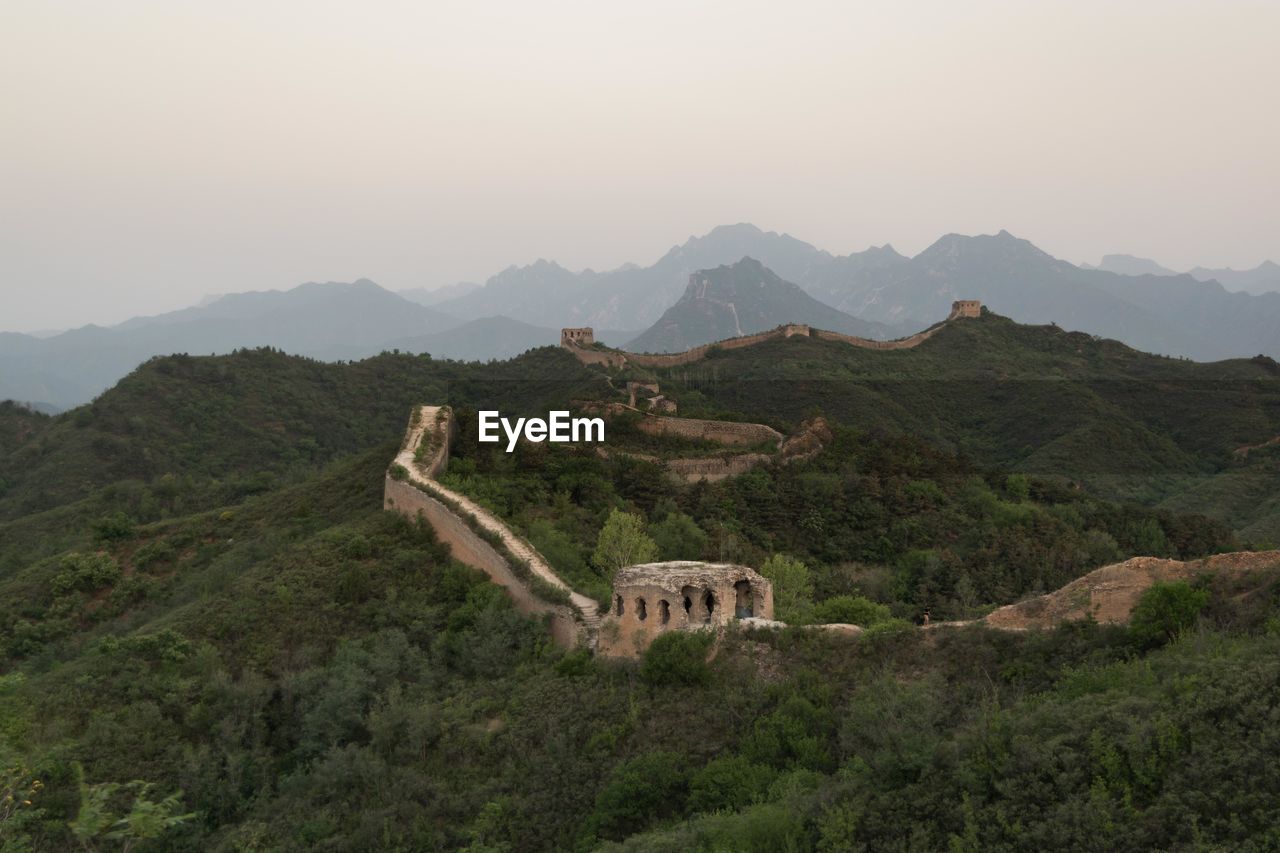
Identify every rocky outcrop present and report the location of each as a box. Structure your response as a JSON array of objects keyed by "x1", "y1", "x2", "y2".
[{"x1": 980, "y1": 550, "x2": 1280, "y2": 631}]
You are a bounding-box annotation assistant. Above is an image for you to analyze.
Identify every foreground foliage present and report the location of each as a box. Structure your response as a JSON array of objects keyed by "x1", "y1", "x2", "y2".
[{"x1": 1, "y1": 345, "x2": 1277, "y2": 850}]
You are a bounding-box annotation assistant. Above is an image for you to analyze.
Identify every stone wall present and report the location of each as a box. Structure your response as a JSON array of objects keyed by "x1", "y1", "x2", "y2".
[
  {"x1": 635, "y1": 415, "x2": 782, "y2": 447},
  {"x1": 562, "y1": 302, "x2": 982, "y2": 369},
  {"x1": 665, "y1": 454, "x2": 773, "y2": 483},
  {"x1": 812, "y1": 327, "x2": 939, "y2": 350},
  {"x1": 567, "y1": 345, "x2": 626, "y2": 368},
  {"x1": 385, "y1": 404, "x2": 598, "y2": 649},
  {"x1": 408, "y1": 407, "x2": 454, "y2": 479},
  {"x1": 384, "y1": 477, "x2": 580, "y2": 647}
]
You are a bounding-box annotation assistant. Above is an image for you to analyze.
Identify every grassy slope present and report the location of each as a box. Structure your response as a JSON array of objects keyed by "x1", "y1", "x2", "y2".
[{"x1": 1, "y1": 335, "x2": 1279, "y2": 849}]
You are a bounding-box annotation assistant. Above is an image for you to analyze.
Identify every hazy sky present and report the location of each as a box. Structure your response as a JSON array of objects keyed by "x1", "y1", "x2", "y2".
[{"x1": 3, "y1": 0, "x2": 1277, "y2": 332}]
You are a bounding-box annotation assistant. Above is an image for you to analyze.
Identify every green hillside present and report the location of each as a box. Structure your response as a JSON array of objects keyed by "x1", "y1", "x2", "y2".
[
  {"x1": 642, "y1": 312, "x2": 1280, "y2": 538},
  {"x1": 0, "y1": 346, "x2": 607, "y2": 521},
  {"x1": 2, "y1": 322, "x2": 1280, "y2": 850}
]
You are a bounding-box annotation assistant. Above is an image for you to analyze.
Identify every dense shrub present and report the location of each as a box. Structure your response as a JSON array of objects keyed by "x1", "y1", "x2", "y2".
[
  {"x1": 639, "y1": 630, "x2": 714, "y2": 687},
  {"x1": 1130, "y1": 580, "x2": 1210, "y2": 646},
  {"x1": 50, "y1": 552, "x2": 121, "y2": 596},
  {"x1": 810, "y1": 595, "x2": 892, "y2": 626},
  {"x1": 587, "y1": 751, "x2": 690, "y2": 841}
]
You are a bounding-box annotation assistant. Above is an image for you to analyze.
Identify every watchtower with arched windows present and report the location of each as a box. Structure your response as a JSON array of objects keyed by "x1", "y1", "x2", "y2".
[{"x1": 598, "y1": 561, "x2": 774, "y2": 657}]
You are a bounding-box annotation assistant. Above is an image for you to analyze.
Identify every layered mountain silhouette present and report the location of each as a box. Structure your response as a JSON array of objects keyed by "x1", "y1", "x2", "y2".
[
  {"x1": 1087, "y1": 255, "x2": 1280, "y2": 295},
  {"x1": 625, "y1": 258, "x2": 893, "y2": 352},
  {"x1": 1188, "y1": 261, "x2": 1280, "y2": 295},
  {"x1": 431, "y1": 223, "x2": 833, "y2": 330},
  {"x1": 431, "y1": 224, "x2": 1280, "y2": 361},
  {"x1": 5, "y1": 225, "x2": 1279, "y2": 410},
  {"x1": 800, "y1": 231, "x2": 1280, "y2": 361},
  {"x1": 1084, "y1": 254, "x2": 1178, "y2": 277},
  {"x1": 0, "y1": 280, "x2": 455, "y2": 410}
]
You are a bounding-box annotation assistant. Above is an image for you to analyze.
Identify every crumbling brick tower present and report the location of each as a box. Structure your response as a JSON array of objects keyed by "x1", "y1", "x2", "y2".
[
  {"x1": 561, "y1": 327, "x2": 595, "y2": 347},
  {"x1": 597, "y1": 561, "x2": 774, "y2": 657}
]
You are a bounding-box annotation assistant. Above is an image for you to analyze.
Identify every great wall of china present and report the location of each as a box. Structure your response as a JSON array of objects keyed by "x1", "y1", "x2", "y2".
[
  {"x1": 382, "y1": 296, "x2": 1280, "y2": 654},
  {"x1": 384, "y1": 405, "x2": 601, "y2": 648},
  {"x1": 383, "y1": 404, "x2": 1280, "y2": 655},
  {"x1": 560, "y1": 299, "x2": 984, "y2": 369}
]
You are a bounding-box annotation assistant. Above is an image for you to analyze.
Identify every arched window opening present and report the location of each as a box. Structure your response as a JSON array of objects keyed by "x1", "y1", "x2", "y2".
[
  {"x1": 681, "y1": 586, "x2": 698, "y2": 621},
  {"x1": 636, "y1": 598, "x2": 648, "y2": 621},
  {"x1": 659, "y1": 600, "x2": 671, "y2": 625},
  {"x1": 615, "y1": 595, "x2": 624, "y2": 617},
  {"x1": 734, "y1": 580, "x2": 753, "y2": 618},
  {"x1": 703, "y1": 590, "x2": 717, "y2": 622}
]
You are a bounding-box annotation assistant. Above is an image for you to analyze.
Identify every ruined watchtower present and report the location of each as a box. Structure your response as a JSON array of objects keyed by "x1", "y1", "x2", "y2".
[
  {"x1": 561, "y1": 327, "x2": 595, "y2": 347},
  {"x1": 597, "y1": 561, "x2": 774, "y2": 657},
  {"x1": 950, "y1": 300, "x2": 982, "y2": 318}
]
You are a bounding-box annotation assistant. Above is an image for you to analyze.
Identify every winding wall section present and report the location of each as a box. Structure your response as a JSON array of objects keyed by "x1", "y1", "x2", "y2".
[
  {"x1": 564, "y1": 301, "x2": 981, "y2": 368},
  {"x1": 383, "y1": 405, "x2": 601, "y2": 648}
]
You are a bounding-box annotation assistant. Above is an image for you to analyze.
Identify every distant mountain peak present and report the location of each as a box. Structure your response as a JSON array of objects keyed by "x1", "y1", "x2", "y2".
[
  {"x1": 703, "y1": 222, "x2": 766, "y2": 238},
  {"x1": 916, "y1": 230, "x2": 1049, "y2": 265},
  {"x1": 627, "y1": 259, "x2": 889, "y2": 353},
  {"x1": 1094, "y1": 255, "x2": 1177, "y2": 277}
]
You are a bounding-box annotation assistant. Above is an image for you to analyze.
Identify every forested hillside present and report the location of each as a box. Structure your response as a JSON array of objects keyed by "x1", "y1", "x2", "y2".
[
  {"x1": 2, "y1": 320, "x2": 1279, "y2": 850},
  {"x1": 643, "y1": 311, "x2": 1280, "y2": 540}
]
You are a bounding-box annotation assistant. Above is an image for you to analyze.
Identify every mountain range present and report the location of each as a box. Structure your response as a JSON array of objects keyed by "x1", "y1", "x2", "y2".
[
  {"x1": 4, "y1": 224, "x2": 1279, "y2": 410},
  {"x1": 1087, "y1": 254, "x2": 1280, "y2": 295},
  {"x1": 432, "y1": 224, "x2": 1280, "y2": 361},
  {"x1": 0, "y1": 280, "x2": 456, "y2": 410}
]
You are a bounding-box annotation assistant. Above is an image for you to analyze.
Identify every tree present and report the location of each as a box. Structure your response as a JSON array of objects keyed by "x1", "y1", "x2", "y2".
[
  {"x1": 592, "y1": 509, "x2": 657, "y2": 578},
  {"x1": 1129, "y1": 580, "x2": 1208, "y2": 647},
  {"x1": 1004, "y1": 474, "x2": 1030, "y2": 502},
  {"x1": 811, "y1": 595, "x2": 891, "y2": 627},
  {"x1": 650, "y1": 512, "x2": 708, "y2": 561},
  {"x1": 0, "y1": 763, "x2": 41, "y2": 828},
  {"x1": 587, "y1": 752, "x2": 689, "y2": 841},
  {"x1": 68, "y1": 767, "x2": 196, "y2": 853},
  {"x1": 640, "y1": 630, "x2": 714, "y2": 687},
  {"x1": 759, "y1": 554, "x2": 813, "y2": 623}
]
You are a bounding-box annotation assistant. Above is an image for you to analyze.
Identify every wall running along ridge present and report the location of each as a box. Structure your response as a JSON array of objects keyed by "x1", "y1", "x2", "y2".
[
  {"x1": 384, "y1": 405, "x2": 601, "y2": 648},
  {"x1": 560, "y1": 300, "x2": 982, "y2": 368},
  {"x1": 635, "y1": 414, "x2": 783, "y2": 447}
]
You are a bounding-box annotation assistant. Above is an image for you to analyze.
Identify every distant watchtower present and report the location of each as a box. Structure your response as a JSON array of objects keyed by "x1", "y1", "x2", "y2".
[
  {"x1": 951, "y1": 300, "x2": 982, "y2": 318},
  {"x1": 561, "y1": 327, "x2": 595, "y2": 347}
]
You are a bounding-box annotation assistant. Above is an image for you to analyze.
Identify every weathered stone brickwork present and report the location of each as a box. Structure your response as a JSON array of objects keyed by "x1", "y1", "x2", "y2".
[
  {"x1": 384, "y1": 477, "x2": 580, "y2": 647},
  {"x1": 560, "y1": 327, "x2": 595, "y2": 347},
  {"x1": 597, "y1": 561, "x2": 774, "y2": 658},
  {"x1": 635, "y1": 415, "x2": 782, "y2": 447}
]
